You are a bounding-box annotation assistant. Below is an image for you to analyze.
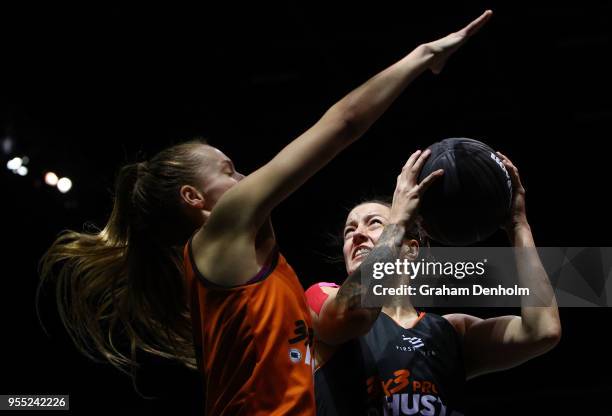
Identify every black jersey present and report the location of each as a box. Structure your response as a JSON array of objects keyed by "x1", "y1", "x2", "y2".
[{"x1": 314, "y1": 312, "x2": 465, "y2": 416}]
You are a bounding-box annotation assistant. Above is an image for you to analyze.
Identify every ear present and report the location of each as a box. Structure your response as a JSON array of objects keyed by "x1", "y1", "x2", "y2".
[
  {"x1": 401, "y1": 239, "x2": 420, "y2": 261},
  {"x1": 180, "y1": 185, "x2": 206, "y2": 209}
]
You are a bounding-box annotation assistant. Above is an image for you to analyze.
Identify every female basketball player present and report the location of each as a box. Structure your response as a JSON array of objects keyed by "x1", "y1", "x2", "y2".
[
  {"x1": 39, "y1": 10, "x2": 493, "y2": 415},
  {"x1": 306, "y1": 152, "x2": 561, "y2": 415}
]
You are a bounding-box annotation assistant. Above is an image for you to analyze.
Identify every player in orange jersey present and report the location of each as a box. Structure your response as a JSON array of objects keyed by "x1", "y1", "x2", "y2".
[{"x1": 40, "y1": 10, "x2": 492, "y2": 415}]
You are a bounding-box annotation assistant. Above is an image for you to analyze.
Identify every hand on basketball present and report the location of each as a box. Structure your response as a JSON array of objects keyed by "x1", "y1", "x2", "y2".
[
  {"x1": 423, "y1": 10, "x2": 493, "y2": 74},
  {"x1": 390, "y1": 149, "x2": 444, "y2": 226},
  {"x1": 497, "y1": 151, "x2": 528, "y2": 231}
]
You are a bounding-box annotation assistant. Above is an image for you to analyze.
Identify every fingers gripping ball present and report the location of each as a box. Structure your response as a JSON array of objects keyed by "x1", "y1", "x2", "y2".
[{"x1": 417, "y1": 138, "x2": 512, "y2": 245}]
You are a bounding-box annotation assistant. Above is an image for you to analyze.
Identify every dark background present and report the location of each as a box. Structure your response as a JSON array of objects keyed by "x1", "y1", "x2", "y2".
[{"x1": 1, "y1": 2, "x2": 611, "y2": 414}]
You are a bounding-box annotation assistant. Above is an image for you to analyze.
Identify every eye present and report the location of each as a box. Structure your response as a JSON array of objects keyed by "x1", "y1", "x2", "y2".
[
  {"x1": 369, "y1": 218, "x2": 383, "y2": 226},
  {"x1": 344, "y1": 227, "x2": 355, "y2": 239},
  {"x1": 223, "y1": 162, "x2": 235, "y2": 175}
]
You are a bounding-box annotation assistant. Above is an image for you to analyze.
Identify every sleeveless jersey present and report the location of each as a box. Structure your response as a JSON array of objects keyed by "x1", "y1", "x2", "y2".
[
  {"x1": 184, "y1": 240, "x2": 316, "y2": 415},
  {"x1": 313, "y1": 311, "x2": 465, "y2": 416}
]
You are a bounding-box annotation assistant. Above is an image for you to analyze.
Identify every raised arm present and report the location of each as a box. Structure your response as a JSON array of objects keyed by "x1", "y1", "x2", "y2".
[
  {"x1": 313, "y1": 150, "x2": 443, "y2": 345},
  {"x1": 444, "y1": 153, "x2": 561, "y2": 379},
  {"x1": 196, "y1": 11, "x2": 492, "y2": 286}
]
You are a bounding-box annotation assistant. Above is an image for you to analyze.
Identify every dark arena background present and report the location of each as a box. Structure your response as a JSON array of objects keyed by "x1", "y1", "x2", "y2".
[{"x1": 2, "y1": 2, "x2": 611, "y2": 415}]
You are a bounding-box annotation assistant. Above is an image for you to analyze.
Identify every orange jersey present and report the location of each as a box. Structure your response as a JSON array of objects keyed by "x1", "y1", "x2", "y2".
[{"x1": 184, "y1": 241, "x2": 315, "y2": 416}]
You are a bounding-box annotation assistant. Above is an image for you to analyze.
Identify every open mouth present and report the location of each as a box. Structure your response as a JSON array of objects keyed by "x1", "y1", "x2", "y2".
[{"x1": 352, "y1": 246, "x2": 372, "y2": 261}]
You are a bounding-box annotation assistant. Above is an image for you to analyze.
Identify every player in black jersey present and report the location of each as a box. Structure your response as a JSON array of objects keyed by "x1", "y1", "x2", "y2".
[{"x1": 306, "y1": 150, "x2": 561, "y2": 416}]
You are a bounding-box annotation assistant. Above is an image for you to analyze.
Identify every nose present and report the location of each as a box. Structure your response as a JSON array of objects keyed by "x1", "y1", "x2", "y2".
[{"x1": 351, "y1": 225, "x2": 369, "y2": 246}]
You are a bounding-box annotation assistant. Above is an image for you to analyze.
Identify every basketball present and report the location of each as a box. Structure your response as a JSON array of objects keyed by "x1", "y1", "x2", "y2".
[{"x1": 418, "y1": 138, "x2": 512, "y2": 245}]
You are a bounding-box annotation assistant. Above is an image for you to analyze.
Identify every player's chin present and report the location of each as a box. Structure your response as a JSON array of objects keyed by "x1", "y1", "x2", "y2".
[{"x1": 349, "y1": 259, "x2": 363, "y2": 275}]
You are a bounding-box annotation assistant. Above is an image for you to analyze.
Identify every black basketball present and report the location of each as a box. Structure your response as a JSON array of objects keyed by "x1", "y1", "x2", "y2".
[{"x1": 417, "y1": 138, "x2": 512, "y2": 245}]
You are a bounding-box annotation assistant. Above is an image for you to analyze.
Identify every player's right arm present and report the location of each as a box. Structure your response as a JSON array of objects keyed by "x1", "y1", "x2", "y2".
[{"x1": 309, "y1": 150, "x2": 443, "y2": 345}]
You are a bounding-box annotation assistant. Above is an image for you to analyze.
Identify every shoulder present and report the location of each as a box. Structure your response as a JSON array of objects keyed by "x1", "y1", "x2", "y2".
[{"x1": 187, "y1": 229, "x2": 278, "y2": 287}]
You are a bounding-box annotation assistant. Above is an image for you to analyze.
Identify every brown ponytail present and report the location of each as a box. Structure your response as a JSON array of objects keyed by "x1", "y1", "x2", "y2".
[{"x1": 39, "y1": 140, "x2": 210, "y2": 375}]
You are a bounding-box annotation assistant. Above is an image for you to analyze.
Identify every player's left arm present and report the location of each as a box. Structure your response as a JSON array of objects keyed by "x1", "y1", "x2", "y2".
[{"x1": 444, "y1": 153, "x2": 561, "y2": 379}]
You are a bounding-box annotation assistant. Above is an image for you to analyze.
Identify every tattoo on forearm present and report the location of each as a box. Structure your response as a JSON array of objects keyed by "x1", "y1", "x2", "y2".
[{"x1": 335, "y1": 224, "x2": 405, "y2": 311}]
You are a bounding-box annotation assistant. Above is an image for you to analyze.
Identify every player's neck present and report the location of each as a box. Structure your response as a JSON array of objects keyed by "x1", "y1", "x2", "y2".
[{"x1": 382, "y1": 303, "x2": 419, "y2": 328}]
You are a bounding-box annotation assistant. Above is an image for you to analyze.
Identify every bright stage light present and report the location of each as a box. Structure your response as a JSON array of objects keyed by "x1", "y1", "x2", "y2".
[
  {"x1": 57, "y1": 177, "x2": 73, "y2": 193},
  {"x1": 6, "y1": 157, "x2": 22, "y2": 171},
  {"x1": 45, "y1": 172, "x2": 59, "y2": 186}
]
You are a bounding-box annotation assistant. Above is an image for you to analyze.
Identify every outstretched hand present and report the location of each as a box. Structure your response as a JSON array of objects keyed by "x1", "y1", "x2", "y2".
[{"x1": 424, "y1": 10, "x2": 493, "y2": 74}]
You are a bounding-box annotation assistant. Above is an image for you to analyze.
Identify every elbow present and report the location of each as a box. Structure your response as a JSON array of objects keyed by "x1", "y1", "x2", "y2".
[
  {"x1": 544, "y1": 323, "x2": 562, "y2": 349},
  {"x1": 533, "y1": 323, "x2": 562, "y2": 354},
  {"x1": 414, "y1": 43, "x2": 436, "y2": 60},
  {"x1": 325, "y1": 103, "x2": 363, "y2": 142}
]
